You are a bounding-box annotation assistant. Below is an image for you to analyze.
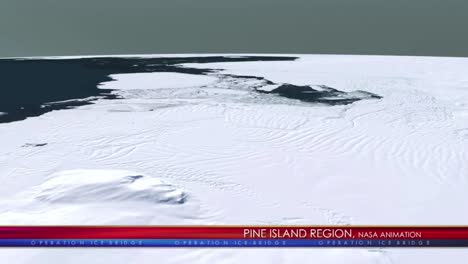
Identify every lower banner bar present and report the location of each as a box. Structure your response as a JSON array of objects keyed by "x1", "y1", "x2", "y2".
[
  {"x1": 1, "y1": 227, "x2": 468, "y2": 247},
  {"x1": 1, "y1": 239, "x2": 468, "y2": 247}
]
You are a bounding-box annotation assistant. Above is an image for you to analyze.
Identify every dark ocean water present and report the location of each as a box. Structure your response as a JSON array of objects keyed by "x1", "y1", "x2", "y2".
[
  {"x1": 0, "y1": 56, "x2": 381, "y2": 124},
  {"x1": 0, "y1": 56, "x2": 295, "y2": 123}
]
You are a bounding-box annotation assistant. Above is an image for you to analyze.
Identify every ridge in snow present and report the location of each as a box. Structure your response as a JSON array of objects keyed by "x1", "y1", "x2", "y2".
[
  {"x1": 0, "y1": 170, "x2": 199, "y2": 225},
  {"x1": 32, "y1": 170, "x2": 188, "y2": 204}
]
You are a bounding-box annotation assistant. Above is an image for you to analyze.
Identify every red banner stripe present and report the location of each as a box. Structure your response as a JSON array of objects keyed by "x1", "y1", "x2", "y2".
[{"x1": 0, "y1": 227, "x2": 468, "y2": 239}]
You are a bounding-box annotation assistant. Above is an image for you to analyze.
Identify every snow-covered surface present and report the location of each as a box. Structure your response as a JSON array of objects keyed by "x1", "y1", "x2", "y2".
[
  {"x1": 98, "y1": 72, "x2": 217, "y2": 90},
  {"x1": 1, "y1": 54, "x2": 468, "y2": 263},
  {"x1": 0, "y1": 170, "x2": 194, "y2": 225}
]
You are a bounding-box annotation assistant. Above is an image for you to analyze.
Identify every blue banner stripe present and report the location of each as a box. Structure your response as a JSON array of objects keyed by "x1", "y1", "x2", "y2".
[{"x1": 0, "y1": 239, "x2": 467, "y2": 247}]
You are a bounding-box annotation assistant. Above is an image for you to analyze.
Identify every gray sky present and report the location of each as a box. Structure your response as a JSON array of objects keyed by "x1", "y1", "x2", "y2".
[{"x1": 1, "y1": 0, "x2": 468, "y2": 57}]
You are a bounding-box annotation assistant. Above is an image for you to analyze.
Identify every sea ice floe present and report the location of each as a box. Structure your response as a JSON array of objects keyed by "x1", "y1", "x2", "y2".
[{"x1": 98, "y1": 72, "x2": 217, "y2": 90}]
